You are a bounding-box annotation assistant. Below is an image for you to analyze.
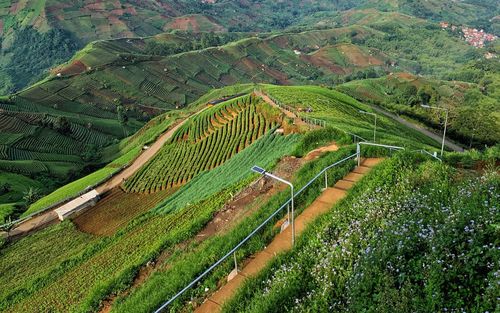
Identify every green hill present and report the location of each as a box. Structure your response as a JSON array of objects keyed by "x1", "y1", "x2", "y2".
[
  {"x1": 0, "y1": 83, "x2": 448, "y2": 312},
  {"x1": 337, "y1": 71, "x2": 500, "y2": 147},
  {"x1": 2, "y1": 0, "x2": 498, "y2": 94},
  {"x1": 0, "y1": 9, "x2": 492, "y2": 217}
]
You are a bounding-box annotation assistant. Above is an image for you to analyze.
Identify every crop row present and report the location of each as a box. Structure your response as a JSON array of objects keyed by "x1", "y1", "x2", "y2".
[
  {"x1": 0, "y1": 145, "x2": 81, "y2": 163},
  {"x1": 139, "y1": 79, "x2": 173, "y2": 101},
  {"x1": 170, "y1": 94, "x2": 255, "y2": 144},
  {"x1": 7, "y1": 185, "x2": 237, "y2": 313},
  {"x1": 0, "y1": 160, "x2": 49, "y2": 175},
  {"x1": 0, "y1": 114, "x2": 38, "y2": 135},
  {"x1": 2, "y1": 132, "x2": 299, "y2": 313},
  {"x1": 124, "y1": 99, "x2": 275, "y2": 193},
  {"x1": 69, "y1": 123, "x2": 113, "y2": 147},
  {"x1": 13, "y1": 132, "x2": 83, "y2": 156}
]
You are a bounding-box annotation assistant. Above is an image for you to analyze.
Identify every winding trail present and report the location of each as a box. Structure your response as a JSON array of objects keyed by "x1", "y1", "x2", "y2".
[
  {"x1": 7, "y1": 114, "x2": 196, "y2": 239},
  {"x1": 96, "y1": 120, "x2": 188, "y2": 193},
  {"x1": 370, "y1": 105, "x2": 464, "y2": 152}
]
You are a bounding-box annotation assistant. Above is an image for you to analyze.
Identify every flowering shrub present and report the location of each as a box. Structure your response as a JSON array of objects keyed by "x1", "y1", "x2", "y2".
[{"x1": 224, "y1": 153, "x2": 499, "y2": 313}]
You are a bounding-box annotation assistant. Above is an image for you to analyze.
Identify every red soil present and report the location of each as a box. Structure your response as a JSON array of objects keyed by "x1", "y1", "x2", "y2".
[
  {"x1": 337, "y1": 44, "x2": 383, "y2": 67},
  {"x1": 301, "y1": 53, "x2": 346, "y2": 75},
  {"x1": 57, "y1": 60, "x2": 88, "y2": 76},
  {"x1": 73, "y1": 188, "x2": 176, "y2": 236},
  {"x1": 168, "y1": 16, "x2": 202, "y2": 32}
]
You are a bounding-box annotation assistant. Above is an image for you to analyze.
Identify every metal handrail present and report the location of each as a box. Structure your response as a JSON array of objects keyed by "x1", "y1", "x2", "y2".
[
  {"x1": 356, "y1": 142, "x2": 405, "y2": 166},
  {"x1": 414, "y1": 149, "x2": 443, "y2": 162},
  {"x1": 154, "y1": 153, "x2": 358, "y2": 312}
]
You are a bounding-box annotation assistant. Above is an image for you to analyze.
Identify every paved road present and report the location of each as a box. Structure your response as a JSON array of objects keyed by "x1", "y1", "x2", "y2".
[{"x1": 370, "y1": 105, "x2": 465, "y2": 152}]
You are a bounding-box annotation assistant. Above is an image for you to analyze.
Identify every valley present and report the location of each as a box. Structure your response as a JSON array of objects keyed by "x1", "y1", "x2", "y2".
[{"x1": 0, "y1": 2, "x2": 498, "y2": 313}]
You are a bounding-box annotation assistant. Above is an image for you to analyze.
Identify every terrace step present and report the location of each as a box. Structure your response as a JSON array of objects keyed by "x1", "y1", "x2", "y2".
[
  {"x1": 343, "y1": 172, "x2": 364, "y2": 183},
  {"x1": 353, "y1": 165, "x2": 371, "y2": 174},
  {"x1": 333, "y1": 179, "x2": 354, "y2": 191},
  {"x1": 194, "y1": 158, "x2": 384, "y2": 313},
  {"x1": 362, "y1": 157, "x2": 385, "y2": 168}
]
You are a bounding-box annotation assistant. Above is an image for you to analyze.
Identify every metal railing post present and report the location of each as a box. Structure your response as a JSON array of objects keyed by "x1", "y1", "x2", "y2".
[
  {"x1": 357, "y1": 143, "x2": 361, "y2": 167},
  {"x1": 324, "y1": 170, "x2": 328, "y2": 189}
]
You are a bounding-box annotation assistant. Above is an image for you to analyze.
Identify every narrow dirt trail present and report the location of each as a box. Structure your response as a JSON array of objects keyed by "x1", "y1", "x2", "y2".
[
  {"x1": 7, "y1": 110, "x2": 203, "y2": 239},
  {"x1": 96, "y1": 119, "x2": 188, "y2": 193},
  {"x1": 253, "y1": 90, "x2": 309, "y2": 128},
  {"x1": 195, "y1": 158, "x2": 384, "y2": 313}
]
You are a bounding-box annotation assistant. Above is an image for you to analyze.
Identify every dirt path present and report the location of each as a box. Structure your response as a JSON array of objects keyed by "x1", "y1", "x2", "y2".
[
  {"x1": 97, "y1": 155, "x2": 305, "y2": 313},
  {"x1": 7, "y1": 112, "x2": 199, "y2": 240},
  {"x1": 254, "y1": 90, "x2": 309, "y2": 128},
  {"x1": 195, "y1": 158, "x2": 384, "y2": 313},
  {"x1": 96, "y1": 119, "x2": 188, "y2": 193},
  {"x1": 96, "y1": 143, "x2": 340, "y2": 313},
  {"x1": 370, "y1": 105, "x2": 464, "y2": 152}
]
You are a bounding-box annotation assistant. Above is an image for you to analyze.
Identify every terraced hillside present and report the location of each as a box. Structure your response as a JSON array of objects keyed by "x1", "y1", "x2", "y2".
[
  {"x1": 12, "y1": 11, "x2": 479, "y2": 114},
  {"x1": 0, "y1": 94, "x2": 143, "y2": 216},
  {"x1": 124, "y1": 94, "x2": 281, "y2": 193},
  {"x1": 0, "y1": 84, "x2": 480, "y2": 313},
  {"x1": 2, "y1": 0, "x2": 498, "y2": 94}
]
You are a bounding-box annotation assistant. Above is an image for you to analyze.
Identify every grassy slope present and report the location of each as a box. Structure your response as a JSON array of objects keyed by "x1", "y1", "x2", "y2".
[
  {"x1": 0, "y1": 131, "x2": 299, "y2": 313},
  {"x1": 337, "y1": 72, "x2": 500, "y2": 146},
  {"x1": 223, "y1": 153, "x2": 499, "y2": 313},
  {"x1": 13, "y1": 11, "x2": 476, "y2": 112},
  {"x1": 0, "y1": 84, "x2": 451, "y2": 313},
  {"x1": 260, "y1": 84, "x2": 440, "y2": 149},
  {"x1": 1, "y1": 10, "x2": 483, "y2": 213},
  {"x1": 21, "y1": 84, "x2": 256, "y2": 218}
]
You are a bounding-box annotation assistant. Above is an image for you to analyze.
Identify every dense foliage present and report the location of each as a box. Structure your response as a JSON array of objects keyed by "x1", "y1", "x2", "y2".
[
  {"x1": 224, "y1": 153, "x2": 500, "y2": 312},
  {"x1": 338, "y1": 70, "x2": 500, "y2": 147},
  {"x1": 1, "y1": 27, "x2": 80, "y2": 93}
]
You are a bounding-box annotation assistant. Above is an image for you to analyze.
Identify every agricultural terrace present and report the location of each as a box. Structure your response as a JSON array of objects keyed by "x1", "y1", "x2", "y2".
[
  {"x1": 0, "y1": 84, "x2": 480, "y2": 313},
  {"x1": 23, "y1": 110, "x2": 183, "y2": 217},
  {"x1": 123, "y1": 94, "x2": 281, "y2": 193},
  {"x1": 0, "y1": 93, "x2": 144, "y2": 219},
  {"x1": 0, "y1": 132, "x2": 299, "y2": 313},
  {"x1": 260, "y1": 85, "x2": 441, "y2": 149}
]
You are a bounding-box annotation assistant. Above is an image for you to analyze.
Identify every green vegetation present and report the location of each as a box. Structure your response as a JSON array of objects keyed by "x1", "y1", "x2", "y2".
[
  {"x1": 154, "y1": 132, "x2": 300, "y2": 214},
  {"x1": 0, "y1": 172, "x2": 43, "y2": 222},
  {"x1": 23, "y1": 110, "x2": 182, "y2": 217},
  {"x1": 1, "y1": 27, "x2": 81, "y2": 93},
  {"x1": 124, "y1": 95, "x2": 280, "y2": 193},
  {"x1": 112, "y1": 145, "x2": 358, "y2": 313},
  {"x1": 337, "y1": 71, "x2": 500, "y2": 147},
  {"x1": 261, "y1": 85, "x2": 440, "y2": 149},
  {"x1": 224, "y1": 152, "x2": 499, "y2": 313},
  {"x1": 0, "y1": 2, "x2": 498, "y2": 311},
  {"x1": 0, "y1": 131, "x2": 299, "y2": 312}
]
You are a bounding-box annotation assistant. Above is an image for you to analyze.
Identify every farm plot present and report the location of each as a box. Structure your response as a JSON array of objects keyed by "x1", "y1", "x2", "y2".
[
  {"x1": 73, "y1": 187, "x2": 177, "y2": 236},
  {"x1": 13, "y1": 129, "x2": 83, "y2": 156},
  {"x1": 2, "y1": 131, "x2": 299, "y2": 313},
  {"x1": 123, "y1": 95, "x2": 281, "y2": 193},
  {"x1": 262, "y1": 85, "x2": 439, "y2": 148},
  {"x1": 0, "y1": 113, "x2": 38, "y2": 135}
]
